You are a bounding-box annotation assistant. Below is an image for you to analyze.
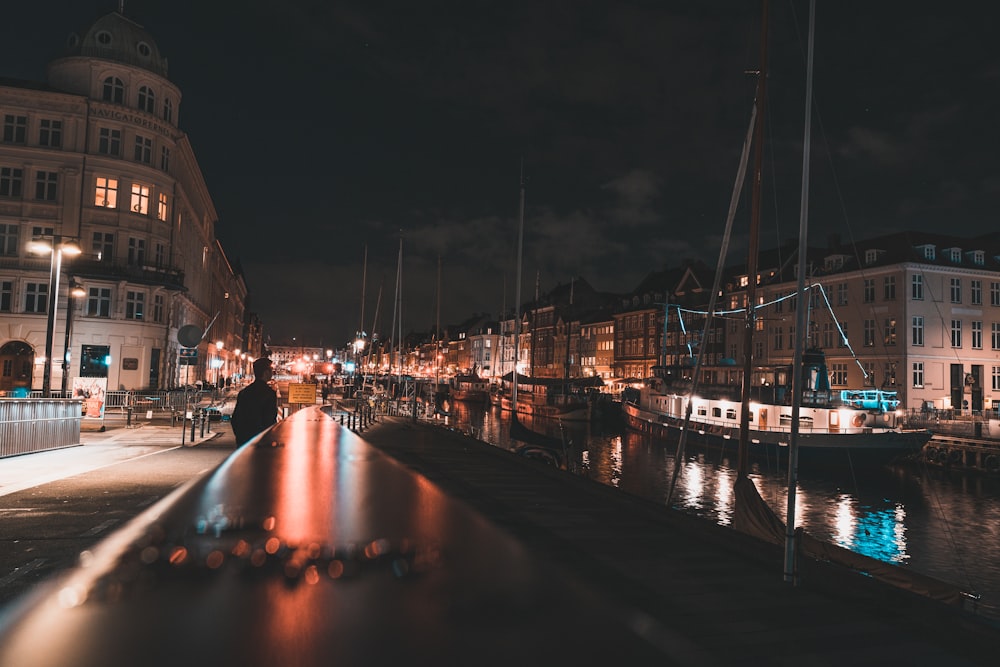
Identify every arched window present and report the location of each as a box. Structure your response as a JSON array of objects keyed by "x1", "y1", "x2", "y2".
[
  {"x1": 138, "y1": 86, "x2": 155, "y2": 113},
  {"x1": 163, "y1": 98, "x2": 173, "y2": 123},
  {"x1": 102, "y1": 76, "x2": 124, "y2": 104}
]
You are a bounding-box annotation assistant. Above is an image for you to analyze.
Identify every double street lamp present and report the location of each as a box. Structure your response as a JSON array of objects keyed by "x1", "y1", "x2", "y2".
[{"x1": 28, "y1": 236, "x2": 82, "y2": 397}]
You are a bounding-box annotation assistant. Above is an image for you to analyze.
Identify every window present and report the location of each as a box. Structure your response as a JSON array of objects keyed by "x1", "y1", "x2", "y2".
[
  {"x1": 0, "y1": 280, "x2": 11, "y2": 312},
  {"x1": 127, "y1": 237, "x2": 146, "y2": 266},
  {"x1": 134, "y1": 135, "x2": 152, "y2": 164},
  {"x1": 830, "y1": 363, "x2": 848, "y2": 386},
  {"x1": 883, "y1": 363, "x2": 897, "y2": 387},
  {"x1": 993, "y1": 282, "x2": 1000, "y2": 307},
  {"x1": 972, "y1": 250, "x2": 985, "y2": 265},
  {"x1": 863, "y1": 279, "x2": 875, "y2": 303},
  {"x1": 923, "y1": 245, "x2": 936, "y2": 260},
  {"x1": 154, "y1": 242, "x2": 165, "y2": 267},
  {"x1": 92, "y1": 232, "x2": 114, "y2": 262},
  {"x1": 138, "y1": 86, "x2": 155, "y2": 113},
  {"x1": 87, "y1": 287, "x2": 112, "y2": 317},
  {"x1": 837, "y1": 283, "x2": 848, "y2": 306},
  {"x1": 994, "y1": 367, "x2": 1000, "y2": 392},
  {"x1": 950, "y1": 248, "x2": 961, "y2": 262},
  {"x1": 883, "y1": 276, "x2": 896, "y2": 300},
  {"x1": 950, "y1": 278, "x2": 962, "y2": 303},
  {"x1": 157, "y1": 192, "x2": 168, "y2": 221},
  {"x1": 912, "y1": 316, "x2": 924, "y2": 346},
  {"x1": 81, "y1": 344, "x2": 111, "y2": 377},
  {"x1": 0, "y1": 167, "x2": 22, "y2": 197},
  {"x1": 160, "y1": 146, "x2": 170, "y2": 171},
  {"x1": 884, "y1": 319, "x2": 896, "y2": 346},
  {"x1": 951, "y1": 319, "x2": 962, "y2": 347},
  {"x1": 34, "y1": 171, "x2": 58, "y2": 201},
  {"x1": 0, "y1": 223, "x2": 18, "y2": 256},
  {"x1": 163, "y1": 98, "x2": 173, "y2": 123},
  {"x1": 95, "y1": 177, "x2": 118, "y2": 208},
  {"x1": 772, "y1": 326, "x2": 783, "y2": 350},
  {"x1": 39, "y1": 119, "x2": 62, "y2": 148},
  {"x1": 913, "y1": 362, "x2": 924, "y2": 388},
  {"x1": 25, "y1": 282, "x2": 48, "y2": 313},
  {"x1": 102, "y1": 77, "x2": 125, "y2": 104},
  {"x1": 973, "y1": 321, "x2": 983, "y2": 349},
  {"x1": 993, "y1": 323, "x2": 1000, "y2": 351},
  {"x1": 971, "y1": 280, "x2": 982, "y2": 305},
  {"x1": 863, "y1": 319, "x2": 876, "y2": 346},
  {"x1": 865, "y1": 249, "x2": 879, "y2": 264},
  {"x1": 838, "y1": 322, "x2": 848, "y2": 348},
  {"x1": 153, "y1": 293, "x2": 164, "y2": 323},
  {"x1": 130, "y1": 183, "x2": 150, "y2": 214},
  {"x1": 126, "y1": 291, "x2": 144, "y2": 320},
  {"x1": 32, "y1": 225, "x2": 53, "y2": 241},
  {"x1": 822, "y1": 322, "x2": 834, "y2": 348},
  {"x1": 2, "y1": 114, "x2": 27, "y2": 143},
  {"x1": 912, "y1": 274, "x2": 924, "y2": 300},
  {"x1": 98, "y1": 127, "x2": 121, "y2": 156}
]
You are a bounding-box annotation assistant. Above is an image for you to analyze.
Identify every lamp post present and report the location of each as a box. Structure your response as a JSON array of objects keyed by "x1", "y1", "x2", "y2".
[
  {"x1": 60, "y1": 279, "x2": 87, "y2": 396},
  {"x1": 29, "y1": 236, "x2": 82, "y2": 397}
]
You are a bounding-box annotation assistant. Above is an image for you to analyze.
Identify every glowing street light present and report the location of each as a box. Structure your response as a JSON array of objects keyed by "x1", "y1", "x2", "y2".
[{"x1": 28, "y1": 236, "x2": 82, "y2": 397}]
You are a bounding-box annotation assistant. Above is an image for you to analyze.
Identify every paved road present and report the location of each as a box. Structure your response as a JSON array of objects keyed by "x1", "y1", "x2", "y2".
[{"x1": 0, "y1": 421, "x2": 235, "y2": 607}]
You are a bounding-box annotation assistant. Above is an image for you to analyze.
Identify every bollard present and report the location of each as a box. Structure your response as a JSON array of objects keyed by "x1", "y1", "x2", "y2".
[
  {"x1": 126, "y1": 406, "x2": 132, "y2": 427},
  {"x1": 200, "y1": 411, "x2": 206, "y2": 437},
  {"x1": 190, "y1": 412, "x2": 196, "y2": 442},
  {"x1": 340, "y1": 414, "x2": 344, "y2": 426}
]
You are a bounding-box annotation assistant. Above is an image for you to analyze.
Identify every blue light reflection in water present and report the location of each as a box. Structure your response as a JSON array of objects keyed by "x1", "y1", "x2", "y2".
[{"x1": 439, "y1": 401, "x2": 1000, "y2": 606}]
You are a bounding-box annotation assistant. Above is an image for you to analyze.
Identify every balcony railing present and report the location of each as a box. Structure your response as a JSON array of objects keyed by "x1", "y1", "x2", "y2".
[{"x1": 71, "y1": 258, "x2": 185, "y2": 289}]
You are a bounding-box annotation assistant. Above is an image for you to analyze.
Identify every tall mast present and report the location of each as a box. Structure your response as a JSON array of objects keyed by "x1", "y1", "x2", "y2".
[
  {"x1": 513, "y1": 162, "x2": 526, "y2": 410},
  {"x1": 436, "y1": 255, "x2": 442, "y2": 384},
  {"x1": 785, "y1": 0, "x2": 816, "y2": 586},
  {"x1": 738, "y1": 0, "x2": 769, "y2": 480}
]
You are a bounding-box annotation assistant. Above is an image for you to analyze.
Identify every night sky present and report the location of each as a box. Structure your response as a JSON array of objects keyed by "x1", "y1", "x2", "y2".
[{"x1": 4, "y1": 1, "x2": 1000, "y2": 347}]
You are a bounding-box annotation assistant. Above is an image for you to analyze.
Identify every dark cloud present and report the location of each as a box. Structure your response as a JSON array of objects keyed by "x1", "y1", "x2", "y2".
[{"x1": 5, "y1": 1, "x2": 1000, "y2": 346}]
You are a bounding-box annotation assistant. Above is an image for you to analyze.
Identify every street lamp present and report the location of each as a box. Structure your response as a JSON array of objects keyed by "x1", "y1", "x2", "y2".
[
  {"x1": 60, "y1": 279, "x2": 87, "y2": 396},
  {"x1": 28, "y1": 236, "x2": 82, "y2": 397}
]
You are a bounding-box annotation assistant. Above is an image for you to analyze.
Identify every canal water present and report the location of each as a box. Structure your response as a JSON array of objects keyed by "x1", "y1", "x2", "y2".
[{"x1": 438, "y1": 400, "x2": 1000, "y2": 608}]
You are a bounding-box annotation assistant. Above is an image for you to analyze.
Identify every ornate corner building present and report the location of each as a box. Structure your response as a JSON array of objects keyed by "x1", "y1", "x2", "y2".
[{"x1": 0, "y1": 10, "x2": 251, "y2": 393}]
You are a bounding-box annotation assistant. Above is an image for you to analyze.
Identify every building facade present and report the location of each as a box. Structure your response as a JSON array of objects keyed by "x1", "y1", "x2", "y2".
[{"x1": 0, "y1": 11, "x2": 248, "y2": 393}]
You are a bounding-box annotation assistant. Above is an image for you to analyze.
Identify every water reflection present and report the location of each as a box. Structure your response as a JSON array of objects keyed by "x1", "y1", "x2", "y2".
[{"x1": 438, "y1": 400, "x2": 1000, "y2": 604}]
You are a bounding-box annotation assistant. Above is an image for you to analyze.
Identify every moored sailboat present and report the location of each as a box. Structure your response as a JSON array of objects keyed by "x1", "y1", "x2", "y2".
[{"x1": 622, "y1": 345, "x2": 931, "y2": 467}]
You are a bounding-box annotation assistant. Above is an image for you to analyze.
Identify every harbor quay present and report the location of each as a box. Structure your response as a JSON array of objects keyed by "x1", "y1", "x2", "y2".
[
  {"x1": 360, "y1": 416, "x2": 1000, "y2": 665},
  {"x1": 0, "y1": 408, "x2": 997, "y2": 665}
]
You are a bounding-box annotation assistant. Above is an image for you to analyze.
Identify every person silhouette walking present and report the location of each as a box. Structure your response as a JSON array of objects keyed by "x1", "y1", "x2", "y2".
[{"x1": 230, "y1": 357, "x2": 279, "y2": 444}]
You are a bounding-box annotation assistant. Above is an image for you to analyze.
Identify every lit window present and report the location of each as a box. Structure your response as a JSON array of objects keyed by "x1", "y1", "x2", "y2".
[
  {"x1": 95, "y1": 177, "x2": 118, "y2": 208},
  {"x1": 130, "y1": 183, "x2": 150, "y2": 214}
]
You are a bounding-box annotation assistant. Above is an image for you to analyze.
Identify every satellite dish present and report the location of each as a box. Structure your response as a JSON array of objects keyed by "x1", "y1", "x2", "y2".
[{"x1": 177, "y1": 324, "x2": 203, "y2": 348}]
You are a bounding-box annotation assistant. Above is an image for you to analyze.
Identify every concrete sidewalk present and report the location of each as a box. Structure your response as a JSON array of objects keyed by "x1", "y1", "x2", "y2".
[{"x1": 0, "y1": 419, "x2": 232, "y2": 498}]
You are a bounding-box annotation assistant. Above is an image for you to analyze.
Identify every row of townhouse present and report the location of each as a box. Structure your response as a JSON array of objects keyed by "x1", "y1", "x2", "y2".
[
  {"x1": 370, "y1": 231, "x2": 1000, "y2": 415},
  {"x1": 0, "y1": 11, "x2": 260, "y2": 394}
]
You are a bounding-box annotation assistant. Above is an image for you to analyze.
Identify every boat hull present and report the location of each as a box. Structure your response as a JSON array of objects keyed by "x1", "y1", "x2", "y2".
[
  {"x1": 450, "y1": 389, "x2": 490, "y2": 403},
  {"x1": 623, "y1": 402, "x2": 931, "y2": 466},
  {"x1": 499, "y1": 395, "x2": 591, "y2": 422}
]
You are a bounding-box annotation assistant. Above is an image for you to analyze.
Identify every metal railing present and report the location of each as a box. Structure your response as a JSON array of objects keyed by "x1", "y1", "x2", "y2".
[{"x1": 0, "y1": 399, "x2": 82, "y2": 458}]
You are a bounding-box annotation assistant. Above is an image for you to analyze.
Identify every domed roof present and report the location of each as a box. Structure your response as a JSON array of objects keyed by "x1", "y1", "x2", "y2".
[{"x1": 63, "y1": 11, "x2": 168, "y2": 78}]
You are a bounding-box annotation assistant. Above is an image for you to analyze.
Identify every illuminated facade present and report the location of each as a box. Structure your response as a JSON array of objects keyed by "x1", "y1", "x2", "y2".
[{"x1": 0, "y1": 11, "x2": 247, "y2": 392}]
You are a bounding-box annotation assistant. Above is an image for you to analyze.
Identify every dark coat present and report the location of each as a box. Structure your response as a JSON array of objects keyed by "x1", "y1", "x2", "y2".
[{"x1": 230, "y1": 380, "x2": 278, "y2": 444}]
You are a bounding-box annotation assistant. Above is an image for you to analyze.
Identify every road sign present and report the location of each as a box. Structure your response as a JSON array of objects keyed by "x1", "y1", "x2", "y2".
[
  {"x1": 178, "y1": 348, "x2": 198, "y2": 365},
  {"x1": 287, "y1": 383, "x2": 317, "y2": 405}
]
